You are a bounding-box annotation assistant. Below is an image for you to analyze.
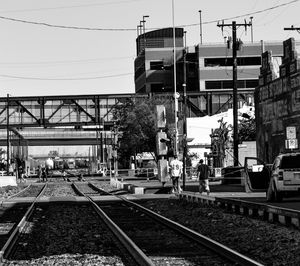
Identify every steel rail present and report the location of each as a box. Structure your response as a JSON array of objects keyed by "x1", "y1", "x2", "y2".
[
  {"x1": 78, "y1": 183, "x2": 263, "y2": 265},
  {"x1": 7, "y1": 183, "x2": 32, "y2": 199},
  {"x1": 0, "y1": 183, "x2": 47, "y2": 262},
  {"x1": 72, "y1": 183, "x2": 154, "y2": 266},
  {"x1": 92, "y1": 187, "x2": 264, "y2": 266}
]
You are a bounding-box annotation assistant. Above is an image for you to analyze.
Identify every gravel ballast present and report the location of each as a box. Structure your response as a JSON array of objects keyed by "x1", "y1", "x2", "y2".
[{"x1": 141, "y1": 199, "x2": 300, "y2": 266}]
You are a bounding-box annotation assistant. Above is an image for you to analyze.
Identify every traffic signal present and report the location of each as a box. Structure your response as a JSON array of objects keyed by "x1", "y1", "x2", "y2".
[{"x1": 156, "y1": 131, "x2": 169, "y2": 156}]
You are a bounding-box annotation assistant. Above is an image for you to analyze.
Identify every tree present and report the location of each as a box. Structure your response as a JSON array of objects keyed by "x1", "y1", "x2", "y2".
[
  {"x1": 210, "y1": 114, "x2": 256, "y2": 167},
  {"x1": 113, "y1": 97, "x2": 172, "y2": 168},
  {"x1": 211, "y1": 118, "x2": 232, "y2": 167},
  {"x1": 238, "y1": 117, "x2": 256, "y2": 142}
]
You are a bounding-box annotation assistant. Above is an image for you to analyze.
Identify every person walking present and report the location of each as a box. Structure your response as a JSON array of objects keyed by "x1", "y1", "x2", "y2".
[
  {"x1": 62, "y1": 169, "x2": 67, "y2": 181},
  {"x1": 169, "y1": 155, "x2": 183, "y2": 193},
  {"x1": 36, "y1": 166, "x2": 42, "y2": 182},
  {"x1": 41, "y1": 166, "x2": 48, "y2": 182},
  {"x1": 197, "y1": 159, "x2": 210, "y2": 195}
]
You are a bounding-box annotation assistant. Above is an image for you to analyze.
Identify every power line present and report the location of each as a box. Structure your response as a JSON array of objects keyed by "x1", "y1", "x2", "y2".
[
  {"x1": 0, "y1": 0, "x2": 298, "y2": 31},
  {"x1": 0, "y1": 56, "x2": 134, "y2": 66},
  {"x1": 0, "y1": 72, "x2": 133, "y2": 81},
  {"x1": 0, "y1": 15, "x2": 135, "y2": 31},
  {"x1": 0, "y1": 0, "x2": 141, "y2": 14},
  {"x1": 181, "y1": 0, "x2": 300, "y2": 27}
]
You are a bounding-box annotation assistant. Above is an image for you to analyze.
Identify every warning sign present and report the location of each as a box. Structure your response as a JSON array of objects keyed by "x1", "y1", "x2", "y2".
[
  {"x1": 214, "y1": 168, "x2": 222, "y2": 178},
  {"x1": 285, "y1": 139, "x2": 298, "y2": 149},
  {"x1": 286, "y1": 126, "x2": 296, "y2": 139}
]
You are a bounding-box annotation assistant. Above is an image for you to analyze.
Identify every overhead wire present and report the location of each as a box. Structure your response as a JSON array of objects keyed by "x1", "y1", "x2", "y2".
[
  {"x1": 0, "y1": 0, "x2": 298, "y2": 81},
  {"x1": 0, "y1": 0, "x2": 142, "y2": 14},
  {"x1": 0, "y1": 72, "x2": 133, "y2": 81},
  {"x1": 0, "y1": 56, "x2": 135, "y2": 69},
  {"x1": 0, "y1": 0, "x2": 298, "y2": 31}
]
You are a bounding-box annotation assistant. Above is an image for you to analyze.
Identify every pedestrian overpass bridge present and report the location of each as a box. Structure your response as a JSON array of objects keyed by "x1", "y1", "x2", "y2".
[{"x1": 0, "y1": 90, "x2": 253, "y2": 146}]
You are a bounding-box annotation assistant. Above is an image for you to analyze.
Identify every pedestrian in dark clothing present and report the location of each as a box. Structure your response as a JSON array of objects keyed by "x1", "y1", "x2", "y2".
[
  {"x1": 197, "y1": 159, "x2": 210, "y2": 195},
  {"x1": 78, "y1": 173, "x2": 85, "y2": 182},
  {"x1": 62, "y1": 169, "x2": 67, "y2": 181},
  {"x1": 37, "y1": 166, "x2": 42, "y2": 182},
  {"x1": 41, "y1": 166, "x2": 48, "y2": 182}
]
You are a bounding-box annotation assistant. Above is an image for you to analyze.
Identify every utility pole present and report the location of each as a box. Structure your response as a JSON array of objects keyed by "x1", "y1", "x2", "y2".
[
  {"x1": 284, "y1": 25, "x2": 300, "y2": 33},
  {"x1": 198, "y1": 10, "x2": 203, "y2": 45},
  {"x1": 172, "y1": 0, "x2": 178, "y2": 157},
  {"x1": 217, "y1": 20, "x2": 252, "y2": 166},
  {"x1": 6, "y1": 94, "x2": 9, "y2": 173},
  {"x1": 182, "y1": 31, "x2": 187, "y2": 190}
]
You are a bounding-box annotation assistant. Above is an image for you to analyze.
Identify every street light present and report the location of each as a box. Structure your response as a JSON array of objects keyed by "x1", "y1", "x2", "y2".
[
  {"x1": 198, "y1": 10, "x2": 203, "y2": 45},
  {"x1": 250, "y1": 16, "x2": 254, "y2": 43},
  {"x1": 136, "y1": 24, "x2": 142, "y2": 54},
  {"x1": 172, "y1": 0, "x2": 178, "y2": 157},
  {"x1": 142, "y1": 15, "x2": 149, "y2": 50}
]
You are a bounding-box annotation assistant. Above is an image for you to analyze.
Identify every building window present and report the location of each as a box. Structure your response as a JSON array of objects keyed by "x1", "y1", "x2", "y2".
[
  {"x1": 205, "y1": 79, "x2": 258, "y2": 90},
  {"x1": 204, "y1": 57, "x2": 261, "y2": 67},
  {"x1": 245, "y1": 79, "x2": 259, "y2": 88},
  {"x1": 150, "y1": 83, "x2": 164, "y2": 92},
  {"x1": 150, "y1": 61, "x2": 164, "y2": 70},
  {"x1": 206, "y1": 81, "x2": 222, "y2": 90}
]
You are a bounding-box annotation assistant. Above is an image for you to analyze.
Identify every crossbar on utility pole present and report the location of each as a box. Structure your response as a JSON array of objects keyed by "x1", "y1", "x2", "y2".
[
  {"x1": 217, "y1": 20, "x2": 252, "y2": 166},
  {"x1": 284, "y1": 25, "x2": 300, "y2": 33}
]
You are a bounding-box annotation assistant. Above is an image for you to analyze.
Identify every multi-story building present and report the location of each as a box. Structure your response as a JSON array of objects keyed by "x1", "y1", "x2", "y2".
[
  {"x1": 255, "y1": 38, "x2": 300, "y2": 163},
  {"x1": 134, "y1": 27, "x2": 284, "y2": 116}
]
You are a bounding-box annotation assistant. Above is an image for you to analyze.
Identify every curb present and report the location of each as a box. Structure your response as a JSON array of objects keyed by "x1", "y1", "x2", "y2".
[{"x1": 178, "y1": 192, "x2": 300, "y2": 228}]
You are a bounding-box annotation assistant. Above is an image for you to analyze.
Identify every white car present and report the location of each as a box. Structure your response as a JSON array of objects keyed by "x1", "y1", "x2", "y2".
[
  {"x1": 244, "y1": 153, "x2": 300, "y2": 202},
  {"x1": 266, "y1": 153, "x2": 300, "y2": 202}
]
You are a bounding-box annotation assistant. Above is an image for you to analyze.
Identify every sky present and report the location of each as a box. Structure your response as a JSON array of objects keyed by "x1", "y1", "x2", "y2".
[{"x1": 0, "y1": 0, "x2": 300, "y2": 97}]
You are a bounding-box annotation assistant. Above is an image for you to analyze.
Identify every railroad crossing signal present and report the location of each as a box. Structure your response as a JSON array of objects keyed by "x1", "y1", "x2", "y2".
[{"x1": 156, "y1": 131, "x2": 169, "y2": 156}]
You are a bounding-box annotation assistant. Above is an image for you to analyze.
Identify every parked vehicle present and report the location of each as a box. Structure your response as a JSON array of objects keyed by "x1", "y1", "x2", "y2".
[
  {"x1": 267, "y1": 153, "x2": 300, "y2": 202},
  {"x1": 244, "y1": 153, "x2": 300, "y2": 202}
]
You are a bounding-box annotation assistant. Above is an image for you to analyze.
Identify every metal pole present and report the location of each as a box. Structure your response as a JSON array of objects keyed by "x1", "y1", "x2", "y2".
[
  {"x1": 172, "y1": 0, "x2": 178, "y2": 157},
  {"x1": 250, "y1": 17, "x2": 253, "y2": 43},
  {"x1": 140, "y1": 20, "x2": 145, "y2": 50},
  {"x1": 6, "y1": 94, "x2": 9, "y2": 173},
  {"x1": 232, "y1": 21, "x2": 239, "y2": 166},
  {"x1": 182, "y1": 31, "x2": 187, "y2": 190},
  {"x1": 199, "y1": 10, "x2": 203, "y2": 45},
  {"x1": 143, "y1": 15, "x2": 149, "y2": 51}
]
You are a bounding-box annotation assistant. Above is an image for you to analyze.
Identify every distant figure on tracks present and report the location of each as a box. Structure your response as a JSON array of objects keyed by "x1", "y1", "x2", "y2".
[
  {"x1": 78, "y1": 173, "x2": 85, "y2": 182},
  {"x1": 36, "y1": 166, "x2": 42, "y2": 182},
  {"x1": 197, "y1": 159, "x2": 210, "y2": 196},
  {"x1": 62, "y1": 169, "x2": 67, "y2": 181},
  {"x1": 41, "y1": 166, "x2": 48, "y2": 182},
  {"x1": 169, "y1": 155, "x2": 183, "y2": 193}
]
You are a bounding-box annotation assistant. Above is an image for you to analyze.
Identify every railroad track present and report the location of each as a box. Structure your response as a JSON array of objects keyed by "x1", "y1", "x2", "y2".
[
  {"x1": 2, "y1": 202, "x2": 138, "y2": 265},
  {"x1": 0, "y1": 183, "x2": 47, "y2": 263},
  {"x1": 0, "y1": 183, "x2": 139, "y2": 265},
  {"x1": 72, "y1": 182, "x2": 111, "y2": 197},
  {"x1": 72, "y1": 183, "x2": 263, "y2": 266},
  {"x1": 10, "y1": 184, "x2": 45, "y2": 198}
]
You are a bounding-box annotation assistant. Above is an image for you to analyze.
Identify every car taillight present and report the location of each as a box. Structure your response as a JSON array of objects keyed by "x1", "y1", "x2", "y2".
[{"x1": 278, "y1": 171, "x2": 283, "y2": 180}]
